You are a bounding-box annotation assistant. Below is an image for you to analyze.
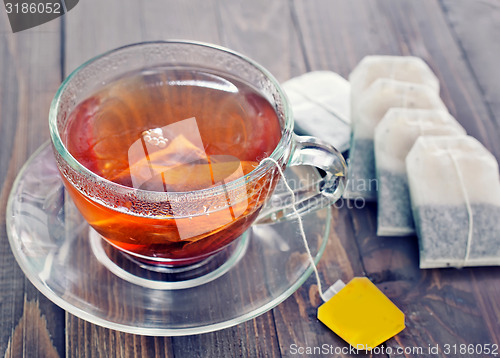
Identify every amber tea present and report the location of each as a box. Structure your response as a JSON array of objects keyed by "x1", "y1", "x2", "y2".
[{"x1": 62, "y1": 66, "x2": 282, "y2": 264}]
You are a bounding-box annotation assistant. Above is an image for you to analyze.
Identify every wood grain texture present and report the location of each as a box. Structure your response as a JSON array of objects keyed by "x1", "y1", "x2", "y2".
[
  {"x1": 4, "y1": 300, "x2": 60, "y2": 358},
  {"x1": 215, "y1": 0, "x2": 306, "y2": 82},
  {"x1": 0, "y1": 11, "x2": 65, "y2": 358},
  {"x1": 63, "y1": 0, "x2": 221, "y2": 76},
  {"x1": 440, "y1": 0, "x2": 500, "y2": 130},
  {"x1": 65, "y1": 318, "x2": 174, "y2": 358},
  {"x1": 273, "y1": 204, "x2": 366, "y2": 357}
]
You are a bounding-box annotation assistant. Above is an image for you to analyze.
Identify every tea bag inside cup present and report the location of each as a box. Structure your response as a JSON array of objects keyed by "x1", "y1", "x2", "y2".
[
  {"x1": 344, "y1": 79, "x2": 447, "y2": 200},
  {"x1": 349, "y1": 56, "x2": 439, "y2": 130},
  {"x1": 374, "y1": 109, "x2": 466, "y2": 236},
  {"x1": 127, "y1": 117, "x2": 249, "y2": 241},
  {"x1": 406, "y1": 136, "x2": 500, "y2": 268}
]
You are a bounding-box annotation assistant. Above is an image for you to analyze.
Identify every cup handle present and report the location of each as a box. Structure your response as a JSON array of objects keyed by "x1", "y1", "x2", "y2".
[{"x1": 255, "y1": 134, "x2": 347, "y2": 224}]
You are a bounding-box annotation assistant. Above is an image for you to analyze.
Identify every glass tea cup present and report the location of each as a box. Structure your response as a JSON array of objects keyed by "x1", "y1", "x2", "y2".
[{"x1": 49, "y1": 41, "x2": 347, "y2": 267}]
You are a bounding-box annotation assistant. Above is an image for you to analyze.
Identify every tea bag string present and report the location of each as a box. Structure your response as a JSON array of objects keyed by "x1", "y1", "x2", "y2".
[
  {"x1": 446, "y1": 149, "x2": 473, "y2": 265},
  {"x1": 260, "y1": 157, "x2": 329, "y2": 303}
]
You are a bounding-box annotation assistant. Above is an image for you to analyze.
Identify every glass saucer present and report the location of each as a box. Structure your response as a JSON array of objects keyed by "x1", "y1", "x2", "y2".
[{"x1": 6, "y1": 143, "x2": 331, "y2": 336}]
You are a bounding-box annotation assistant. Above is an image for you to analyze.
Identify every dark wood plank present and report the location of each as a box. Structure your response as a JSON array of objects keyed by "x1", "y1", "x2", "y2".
[
  {"x1": 171, "y1": 314, "x2": 281, "y2": 358},
  {"x1": 440, "y1": 0, "x2": 500, "y2": 129},
  {"x1": 0, "y1": 12, "x2": 65, "y2": 358},
  {"x1": 215, "y1": 0, "x2": 306, "y2": 82},
  {"x1": 63, "y1": 0, "x2": 143, "y2": 75},
  {"x1": 293, "y1": 0, "x2": 500, "y2": 354},
  {"x1": 272, "y1": 205, "x2": 367, "y2": 357},
  {"x1": 4, "y1": 300, "x2": 60, "y2": 358},
  {"x1": 65, "y1": 318, "x2": 174, "y2": 358},
  {"x1": 63, "y1": 0, "x2": 222, "y2": 75}
]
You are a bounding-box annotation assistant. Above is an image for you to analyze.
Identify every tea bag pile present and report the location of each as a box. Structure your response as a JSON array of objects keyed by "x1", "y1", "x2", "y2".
[
  {"x1": 345, "y1": 56, "x2": 445, "y2": 200},
  {"x1": 406, "y1": 136, "x2": 500, "y2": 268},
  {"x1": 374, "y1": 108, "x2": 466, "y2": 236},
  {"x1": 345, "y1": 55, "x2": 500, "y2": 268}
]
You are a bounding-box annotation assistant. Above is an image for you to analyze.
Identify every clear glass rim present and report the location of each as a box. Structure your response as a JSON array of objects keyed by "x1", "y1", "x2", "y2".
[{"x1": 48, "y1": 40, "x2": 293, "y2": 199}]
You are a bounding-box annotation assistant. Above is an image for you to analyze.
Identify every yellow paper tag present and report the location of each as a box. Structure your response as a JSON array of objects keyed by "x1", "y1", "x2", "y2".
[{"x1": 317, "y1": 277, "x2": 405, "y2": 349}]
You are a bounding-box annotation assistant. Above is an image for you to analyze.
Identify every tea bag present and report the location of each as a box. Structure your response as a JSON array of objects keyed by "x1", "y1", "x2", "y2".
[
  {"x1": 128, "y1": 117, "x2": 249, "y2": 241},
  {"x1": 318, "y1": 278, "x2": 405, "y2": 348},
  {"x1": 344, "y1": 79, "x2": 447, "y2": 200},
  {"x1": 262, "y1": 158, "x2": 405, "y2": 346},
  {"x1": 350, "y1": 56, "x2": 439, "y2": 129},
  {"x1": 406, "y1": 136, "x2": 500, "y2": 268},
  {"x1": 374, "y1": 109, "x2": 466, "y2": 236},
  {"x1": 282, "y1": 71, "x2": 352, "y2": 152}
]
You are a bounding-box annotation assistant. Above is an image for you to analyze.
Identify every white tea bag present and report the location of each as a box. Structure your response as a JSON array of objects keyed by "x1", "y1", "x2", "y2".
[
  {"x1": 283, "y1": 71, "x2": 351, "y2": 152},
  {"x1": 345, "y1": 79, "x2": 447, "y2": 200},
  {"x1": 374, "y1": 109, "x2": 466, "y2": 236},
  {"x1": 406, "y1": 136, "x2": 500, "y2": 268},
  {"x1": 350, "y1": 56, "x2": 439, "y2": 129}
]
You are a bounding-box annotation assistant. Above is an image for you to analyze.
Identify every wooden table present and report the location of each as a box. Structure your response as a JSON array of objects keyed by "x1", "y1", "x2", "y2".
[{"x1": 1, "y1": 1, "x2": 499, "y2": 357}]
